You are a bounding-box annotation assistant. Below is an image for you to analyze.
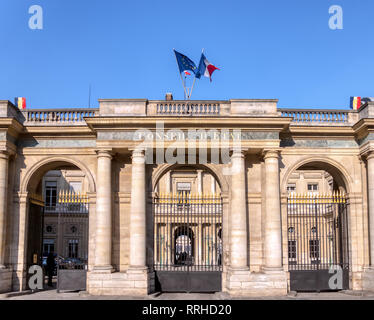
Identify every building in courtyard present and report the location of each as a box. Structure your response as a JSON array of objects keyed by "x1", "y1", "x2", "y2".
[{"x1": 1, "y1": 96, "x2": 374, "y2": 295}]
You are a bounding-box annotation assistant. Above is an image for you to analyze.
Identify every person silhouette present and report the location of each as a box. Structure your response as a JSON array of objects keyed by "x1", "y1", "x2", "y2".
[{"x1": 46, "y1": 252, "x2": 56, "y2": 287}]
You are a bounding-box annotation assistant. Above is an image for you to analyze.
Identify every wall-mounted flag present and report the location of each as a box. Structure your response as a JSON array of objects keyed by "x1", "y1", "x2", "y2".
[
  {"x1": 15, "y1": 97, "x2": 26, "y2": 109},
  {"x1": 195, "y1": 53, "x2": 220, "y2": 82},
  {"x1": 350, "y1": 97, "x2": 361, "y2": 110}
]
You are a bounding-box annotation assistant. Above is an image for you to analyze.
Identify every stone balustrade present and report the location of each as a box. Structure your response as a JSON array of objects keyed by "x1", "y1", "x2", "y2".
[
  {"x1": 0, "y1": 99, "x2": 366, "y2": 126},
  {"x1": 23, "y1": 108, "x2": 98, "y2": 125},
  {"x1": 149, "y1": 101, "x2": 221, "y2": 116},
  {"x1": 279, "y1": 108, "x2": 357, "y2": 125}
]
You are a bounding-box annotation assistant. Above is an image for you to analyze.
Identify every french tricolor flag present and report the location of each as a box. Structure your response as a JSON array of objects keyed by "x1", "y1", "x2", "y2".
[
  {"x1": 195, "y1": 53, "x2": 220, "y2": 82},
  {"x1": 15, "y1": 97, "x2": 26, "y2": 109}
]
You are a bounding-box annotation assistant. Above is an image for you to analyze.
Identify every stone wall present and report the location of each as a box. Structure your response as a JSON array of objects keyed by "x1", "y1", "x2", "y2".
[
  {"x1": 0, "y1": 269, "x2": 12, "y2": 293},
  {"x1": 87, "y1": 270, "x2": 155, "y2": 296}
]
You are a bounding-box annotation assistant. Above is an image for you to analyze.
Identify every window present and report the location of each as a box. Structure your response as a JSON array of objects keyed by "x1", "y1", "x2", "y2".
[
  {"x1": 287, "y1": 184, "x2": 296, "y2": 193},
  {"x1": 307, "y1": 184, "x2": 318, "y2": 192},
  {"x1": 288, "y1": 240, "x2": 297, "y2": 260},
  {"x1": 177, "y1": 183, "x2": 191, "y2": 209},
  {"x1": 68, "y1": 239, "x2": 79, "y2": 258},
  {"x1": 43, "y1": 239, "x2": 54, "y2": 254},
  {"x1": 45, "y1": 181, "x2": 57, "y2": 209},
  {"x1": 309, "y1": 240, "x2": 320, "y2": 261}
]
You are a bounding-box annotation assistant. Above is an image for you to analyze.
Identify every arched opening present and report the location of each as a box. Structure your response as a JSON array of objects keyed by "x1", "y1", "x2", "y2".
[
  {"x1": 174, "y1": 226, "x2": 194, "y2": 265},
  {"x1": 23, "y1": 159, "x2": 93, "y2": 291},
  {"x1": 284, "y1": 159, "x2": 350, "y2": 292},
  {"x1": 153, "y1": 165, "x2": 223, "y2": 293}
]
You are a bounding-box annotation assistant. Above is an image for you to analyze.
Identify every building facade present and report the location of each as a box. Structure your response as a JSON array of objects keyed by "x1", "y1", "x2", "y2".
[{"x1": 1, "y1": 97, "x2": 374, "y2": 295}]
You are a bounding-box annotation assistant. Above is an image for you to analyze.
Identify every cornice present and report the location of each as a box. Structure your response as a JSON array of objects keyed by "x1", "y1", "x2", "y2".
[
  {"x1": 287, "y1": 125, "x2": 355, "y2": 136},
  {"x1": 353, "y1": 118, "x2": 374, "y2": 139},
  {"x1": 84, "y1": 116, "x2": 292, "y2": 131},
  {"x1": 0, "y1": 118, "x2": 24, "y2": 136}
]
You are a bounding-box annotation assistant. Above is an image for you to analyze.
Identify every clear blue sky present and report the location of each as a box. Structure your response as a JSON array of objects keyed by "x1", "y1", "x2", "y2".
[{"x1": 0, "y1": 0, "x2": 373, "y2": 109}]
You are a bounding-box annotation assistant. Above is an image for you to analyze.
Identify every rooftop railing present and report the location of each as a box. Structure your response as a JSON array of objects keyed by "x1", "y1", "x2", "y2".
[
  {"x1": 23, "y1": 108, "x2": 99, "y2": 125},
  {"x1": 148, "y1": 101, "x2": 221, "y2": 116},
  {"x1": 279, "y1": 108, "x2": 357, "y2": 125},
  {"x1": 18, "y1": 105, "x2": 359, "y2": 126}
]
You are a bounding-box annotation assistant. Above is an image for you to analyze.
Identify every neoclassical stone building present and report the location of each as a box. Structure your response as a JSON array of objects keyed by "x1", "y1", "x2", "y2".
[{"x1": 1, "y1": 97, "x2": 374, "y2": 296}]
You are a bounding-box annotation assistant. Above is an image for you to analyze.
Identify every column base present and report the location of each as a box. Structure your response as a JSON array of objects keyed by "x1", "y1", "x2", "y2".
[
  {"x1": 262, "y1": 266, "x2": 284, "y2": 272},
  {"x1": 0, "y1": 268, "x2": 12, "y2": 294},
  {"x1": 87, "y1": 268, "x2": 155, "y2": 296},
  {"x1": 226, "y1": 268, "x2": 287, "y2": 296},
  {"x1": 362, "y1": 267, "x2": 374, "y2": 292},
  {"x1": 92, "y1": 265, "x2": 115, "y2": 273}
]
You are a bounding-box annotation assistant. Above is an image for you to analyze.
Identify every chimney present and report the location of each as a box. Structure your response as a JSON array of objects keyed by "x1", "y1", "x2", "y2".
[{"x1": 165, "y1": 92, "x2": 173, "y2": 101}]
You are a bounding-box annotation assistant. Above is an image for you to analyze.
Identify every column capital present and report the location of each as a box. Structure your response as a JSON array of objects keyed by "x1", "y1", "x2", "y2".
[
  {"x1": 367, "y1": 151, "x2": 374, "y2": 161},
  {"x1": 0, "y1": 150, "x2": 9, "y2": 160},
  {"x1": 230, "y1": 148, "x2": 247, "y2": 159},
  {"x1": 130, "y1": 148, "x2": 146, "y2": 159},
  {"x1": 263, "y1": 149, "x2": 280, "y2": 160},
  {"x1": 96, "y1": 149, "x2": 113, "y2": 159}
]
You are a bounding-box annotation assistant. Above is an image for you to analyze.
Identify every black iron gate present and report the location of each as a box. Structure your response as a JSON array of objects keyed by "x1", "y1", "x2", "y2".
[
  {"x1": 44, "y1": 191, "x2": 89, "y2": 292},
  {"x1": 153, "y1": 192, "x2": 223, "y2": 292},
  {"x1": 287, "y1": 192, "x2": 349, "y2": 291}
]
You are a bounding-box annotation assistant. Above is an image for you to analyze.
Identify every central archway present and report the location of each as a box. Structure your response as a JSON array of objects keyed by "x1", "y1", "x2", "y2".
[{"x1": 153, "y1": 165, "x2": 223, "y2": 293}]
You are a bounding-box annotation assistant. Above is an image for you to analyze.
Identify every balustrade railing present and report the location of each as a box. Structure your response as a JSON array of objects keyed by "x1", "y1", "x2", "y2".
[
  {"x1": 24, "y1": 108, "x2": 98, "y2": 124},
  {"x1": 155, "y1": 102, "x2": 220, "y2": 116},
  {"x1": 20, "y1": 105, "x2": 357, "y2": 125},
  {"x1": 280, "y1": 108, "x2": 353, "y2": 124}
]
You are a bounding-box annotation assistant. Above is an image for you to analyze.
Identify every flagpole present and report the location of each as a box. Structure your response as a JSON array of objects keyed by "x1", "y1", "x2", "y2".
[
  {"x1": 188, "y1": 48, "x2": 204, "y2": 99},
  {"x1": 184, "y1": 73, "x2": 188, "y2": 100},
  {"x1": 173, "y1": 48, "x2": 188, "y2": 99},
  {"x1": 189, "y1": 77, "x2": 196, "y2": 99}
]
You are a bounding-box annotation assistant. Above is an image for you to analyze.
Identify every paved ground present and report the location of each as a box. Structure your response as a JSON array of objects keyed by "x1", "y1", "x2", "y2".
[{"x1": 2, "y1": 289, "x2": 374, "y2": 300}]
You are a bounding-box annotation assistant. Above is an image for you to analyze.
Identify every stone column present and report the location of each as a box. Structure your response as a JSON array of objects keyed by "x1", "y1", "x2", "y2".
[
  {"x1": 229, "y1": 149, "x2": 248, "y2": 269},
  {"x1": 367, "y1": 152, "x2": 374, "y2": 266},
  {"x1": 165, "y1": 171, "x2": 171, "y2": 193},
  {"x1": 197, "y1": 170, "x2": 203, "y2": 194},
  {"x1": 211, "y1": 176, "x2": 216, "y2": 194},
  {"x1": 0, "y1": 151, "x2": 9, "y2": 269},
  {"x1": 94, "y1": 150, "x2": 113, "y2": 271},
  {"x1": 264, "y1": 150, "x2": 282, "y2": 270},
  {"x1": 129, "y1": 149, "x2": 147, "y2": 269}
]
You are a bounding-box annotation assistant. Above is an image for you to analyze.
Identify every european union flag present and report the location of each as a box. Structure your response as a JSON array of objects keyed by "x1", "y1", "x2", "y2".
[{"x1": 173, "y1": 49, "x2": 197, "y2": 74}]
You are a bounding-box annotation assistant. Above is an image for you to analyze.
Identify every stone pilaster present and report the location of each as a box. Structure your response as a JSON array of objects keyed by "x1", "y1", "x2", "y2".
[
  {"x1": 93, "y1": 150, "x2": 113, "y2": 271},
  {"x1": 197, "y1": 170, "x2": 203, "y2": 194},
  {"x1": 367, "y1": 152, "x2": 374, "y2": 267},
  {"x1": 363, "y1": 152, "x2": 374, "y2": 291},
  {"x1": 263, "y1": 150, "x2": 282, "y2": 270},
  {"x1": 0, "y1": 151, "x2": 12, "y2": 293},
  {"x1": 229, "y1": 149, "x2": 248, "y2": 270},
  {"x1": 0, "y1": 151, "x2": 9, "y2": 269},
  {"x1": 165, "y1": 170, "x2": 171, "y2": 193}
]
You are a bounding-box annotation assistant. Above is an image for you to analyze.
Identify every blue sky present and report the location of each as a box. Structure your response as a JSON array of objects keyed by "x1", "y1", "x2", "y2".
[{"x1": 0, "y1": 0, "x2": 373, "y2": 109}]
